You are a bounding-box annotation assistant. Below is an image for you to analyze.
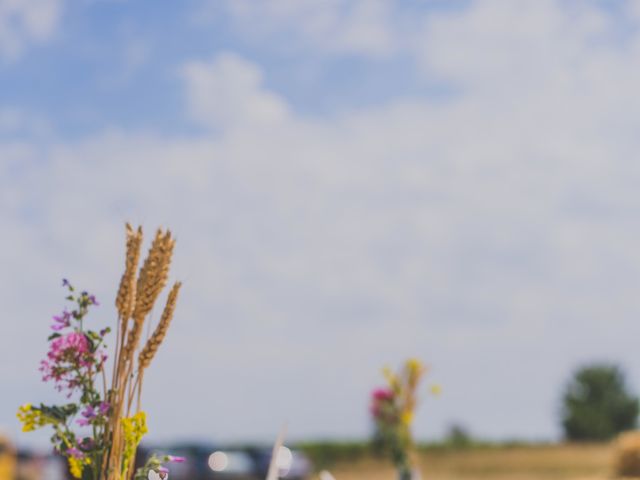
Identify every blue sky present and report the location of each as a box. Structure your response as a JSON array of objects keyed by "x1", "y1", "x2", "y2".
[
  {"x1": 4, "y1": 0, "x2": 640, "y2": 448},
  {"x1": 1, "y1": 0, "x2": 468, "y2": 136}
]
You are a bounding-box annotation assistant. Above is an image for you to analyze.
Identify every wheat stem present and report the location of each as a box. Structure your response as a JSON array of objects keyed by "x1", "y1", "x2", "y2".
[{"x1": 104, "y1": 225, "x2": 179, "y2": 480}]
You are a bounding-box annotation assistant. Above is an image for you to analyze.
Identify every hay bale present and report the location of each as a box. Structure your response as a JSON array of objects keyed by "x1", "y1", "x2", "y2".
[{"x1": 614, "y1": 431, "x2": 640, "y2": 477}]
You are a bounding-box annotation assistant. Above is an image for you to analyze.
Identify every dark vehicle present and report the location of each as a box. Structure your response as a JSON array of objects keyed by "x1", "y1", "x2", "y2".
[
  {"x1": 139, "y1": 442, "x2": 311, "y2": 480},
  {"x1": 140, "y1": 443, "x2": 255, "y2": 480},
  {"x1": 245, "y1": 446, "x2": 311, "y2": 480}
]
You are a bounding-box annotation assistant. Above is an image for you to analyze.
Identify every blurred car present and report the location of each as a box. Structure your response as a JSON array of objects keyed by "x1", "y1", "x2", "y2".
[
  {"x1": 141, "y1": 443, "x2": 255, "y2": 480},
  {"x1": 246, "y1": 445, "x2": 312, "y2": 480},
  {"x1": 139, "y1": 442, "x2": 311, "y2": 480}
]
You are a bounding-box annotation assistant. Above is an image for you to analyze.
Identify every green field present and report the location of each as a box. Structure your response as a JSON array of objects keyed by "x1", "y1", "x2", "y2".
[{"x1": 320, "y1": 444, "x2": 613, "y2": 480}]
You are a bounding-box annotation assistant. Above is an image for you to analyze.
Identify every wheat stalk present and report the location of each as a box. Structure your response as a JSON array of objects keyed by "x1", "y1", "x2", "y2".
[
  {"x1": 131, "y1": 281, "x2": 182, "y2": 413},
  {"x1": 105, "y1": 225, "x2": 180, "y2": 480},
  {"x1": 111, "y1": 225, "x2": 143, "y2": 393},
  {"x1": 138, "y1": 281, "x2": 181, "y2": 370},
  {"x1": 132, "y1": 230, "x2": 174, "y2": 324},
  {"x1": 115, "y1": 223, "x2": 142, "y2": 321},
  {"x1": 120, "y1": 231, "x2": 173, "y2": 364}
]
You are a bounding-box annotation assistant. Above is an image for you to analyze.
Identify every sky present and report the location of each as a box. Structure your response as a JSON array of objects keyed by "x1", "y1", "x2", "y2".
[{"x1": 3, "y1": 0, "x2": 640, "y2": 448}]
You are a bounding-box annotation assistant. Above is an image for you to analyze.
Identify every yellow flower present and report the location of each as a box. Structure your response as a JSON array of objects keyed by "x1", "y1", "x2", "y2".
[
  {"x1": 430, "y1": 384, "x2": 442, "y2": 396},
  {"x1": 121, "y1": 411, "x2": 148, "y2": 476},
  {"x1": 68, "y1": 457, "x2": 83, "y2": 479},
  {"x1": 16, "y1": 404, "x2": 34, "y2": 432},
  {"x1": 400, "y1": 410, "x2": 414, "y2": 426},
  {"x1": 405, "y1": 358, "x2": 426, "y2": 383},
  {"x1": 16, "y1": 404, "x2": 57, "y2": 432},
  {"x1": 406, "y1": 358, "x2": 423, "y2": 373}
]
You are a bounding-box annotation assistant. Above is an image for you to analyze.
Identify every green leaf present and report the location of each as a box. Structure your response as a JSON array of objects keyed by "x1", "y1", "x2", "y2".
[
  {"x1": 84, "y1": 333, "x2": 96, "y2": 351},
  {"x1": 38, "y1": 403, "x2": 78, "y2": 422},
  {"x1": 87, "y1": 330, "x2": 101, "y2": 341}
]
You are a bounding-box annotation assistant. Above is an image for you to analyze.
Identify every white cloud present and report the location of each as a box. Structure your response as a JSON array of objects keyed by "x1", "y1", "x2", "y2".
[
  {"x1": 182, "y1": 52, "x2": 290, "y2": 130},
  {"x1": 0, "y1": 0, "x2": 63, "y2": 59},
  {"x1": 418, "y1": 0, "x2": 617, "y2": 91}
]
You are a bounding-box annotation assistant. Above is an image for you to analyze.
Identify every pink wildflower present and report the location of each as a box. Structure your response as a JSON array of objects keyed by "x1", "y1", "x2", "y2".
[
  {"x1": 66, "y1": 447, "x2": 84, "y2": 459},
  {"x1": 48, "y1": 332, "x2": 90, "y2": 362},
  {"x1": 372, "y1": 388, "x2": 394, "y2": 402},
  {"x1": 41, "y1": 332, "x2": 96, "y2": 394},
  {"x1": 51, "y1": 310, "x2": 72, "y2": 331},
  {"x1": 98, "y1": 402, "x2": 110, "y2": 415}
]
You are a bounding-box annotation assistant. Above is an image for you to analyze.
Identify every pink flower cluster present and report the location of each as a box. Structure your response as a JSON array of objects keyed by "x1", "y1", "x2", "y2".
[
  {"x1": 40, "y1": 304, "x2": 107, "y2": 395},
  {"x1": 39, "y1": 332, "x2": 91, "y2": 393},
  {"x1": 39, "y1": 282, "x2": 109, "y2": 397},
  {"x1": 50, "y1": 332, "x2": 90, "y2": 363},
  {"x1": 370, "y1": 387, "x2": 396, "y2": 422}
]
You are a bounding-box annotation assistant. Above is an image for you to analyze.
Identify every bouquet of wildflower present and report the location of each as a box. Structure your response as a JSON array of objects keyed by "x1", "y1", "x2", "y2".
[
  {"x1": 17, "y1": 224, "x2": 185, "y2": 480},
  {"x1": 370, "y1": 358, "x2": 434, "y2": 480}
]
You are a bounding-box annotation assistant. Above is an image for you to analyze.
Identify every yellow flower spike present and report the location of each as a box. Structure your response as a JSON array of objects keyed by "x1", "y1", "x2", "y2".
[
  {"x1": 405, "y1": 358, "x2": 426, "y2": 386},
  {"x1": 406, "y1": 358, "x2": 423, "y2": 374},
  {"x1": 16, "y1": 404, "x2": 52, "y2": 432},
  {"x1": 400, "y1": 411, "x2": 414, "y2": 426},
  {"x1": 16, "y1": 403, "x2": 60, "y2": 432},
  {"x1": 121, "y1": 411, "x2": 148, "y2": 476},
  {"x1": 68, "y1": 457, "x2": 83, "y2": 479},
  {"x1": 16, "y1": 404, "x2": 30, "y2": 421}
]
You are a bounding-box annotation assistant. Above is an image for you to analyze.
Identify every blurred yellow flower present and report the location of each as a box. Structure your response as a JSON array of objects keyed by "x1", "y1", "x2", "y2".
[
  {"x1": 16, "y1": 404, "x2": 57, "y2": 432},
  {"x1": 406, "y1": 358, "x2": 424, "y2": 375},
  {"x1": 400, "y1": 411, "x2": 414, "y2": 425},
  {"x1": 68, "y1": 457, "x2": 83, "y2": 479},
  {"x1": 121, "y1": 411, "x2": 148, "y2": 476},
  {"x1": 67, "y1": 456, "x2": 90, "y2": 479},
  {"x1": 430, "y1": 384, "x2": 442, "y2": 396}
]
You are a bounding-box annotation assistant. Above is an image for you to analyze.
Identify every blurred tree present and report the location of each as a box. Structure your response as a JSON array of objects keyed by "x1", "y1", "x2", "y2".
[
  {"x1": 561, "y1": 364, "x2": 639, "y2": 441},
  {"x1": 444, "y1": 423, "x2": 473, "y2": 448}
]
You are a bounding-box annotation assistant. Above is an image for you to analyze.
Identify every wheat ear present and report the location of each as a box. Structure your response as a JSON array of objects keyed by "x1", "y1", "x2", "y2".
[
  {"x1": 132, "y1": 281, "x2": 181, "y2": 412},
  {"x1": 138, "y1": 281, "x2": 181, "y2": 370},
  {"x1": 112, "y1": 224, "x2": 142, "y2": 388},
  {"x1": 115, "y1": 223, "x2": 143, "y2": 320},
  {"x1": 132, "y1": 230, "x2": 174, "y2": 320},
  {"x1": 123, "y1": 229, "x2": 174, "y2": 358}
]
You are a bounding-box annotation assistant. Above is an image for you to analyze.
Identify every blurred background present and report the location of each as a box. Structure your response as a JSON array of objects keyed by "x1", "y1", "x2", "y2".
[{"x1": 3, "y1": 0, "x2": 640, "y2": 478}]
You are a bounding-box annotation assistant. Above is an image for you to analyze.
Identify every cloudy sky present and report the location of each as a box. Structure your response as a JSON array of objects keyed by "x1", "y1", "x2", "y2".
[{"x1": 3, "y1": 0, "x2": 640, "y2": 447}]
